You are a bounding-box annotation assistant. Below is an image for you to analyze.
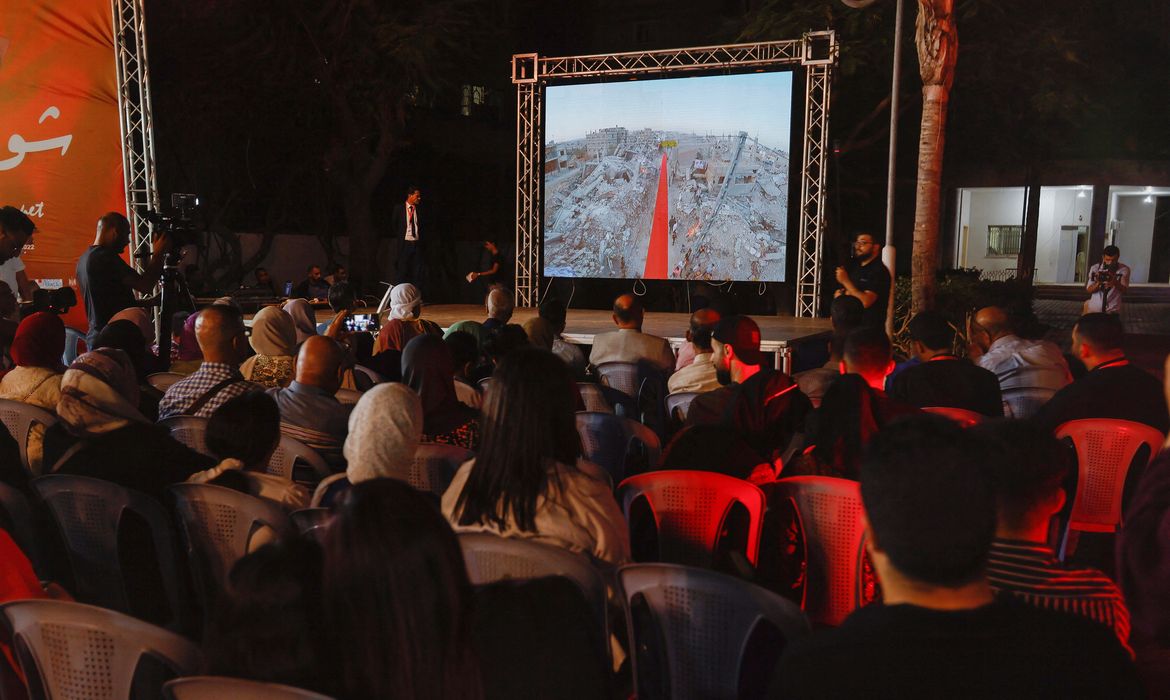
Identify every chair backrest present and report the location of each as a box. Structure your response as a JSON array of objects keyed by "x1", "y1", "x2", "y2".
[
  {"x1": 665, "y1": 392, "x2": 700, "y2": 422},
  {"x1": 2, "y1": 599, "x2": 201, "y2": 700},
  {"x1": 596, "y1": 361, "x2": 641, "y2": 399},
  {"x1": 0, "y1": 481, "x2": 45, "y2": 579},
  {"x1": 32, "y1": 475, "x2": 185, "y2": 630},
  {"x1": 353, "y1": 364, "x2": 384, "y2": 386},
  {"x1": 618, "y1": 563, "x2": 809, "y2": 700},
  {"x1": 921, "y1": 405, "x2": 985, "y2": 427},
  {"x1": 576, "y1": 412, "x2": 662, "y2": 484},
  {"x1": 161, "y1": 415, "x2": 213, "y2": 457},
  {"x1": 1055, "y1": 418, "x2": 1165, "y2": 534},
  {"x1": 334, "y1": 388, "x2": 362, "y2": 405},
  {"x1": 266, "y1": 434, "x2": 332, "y2": 482},
  {"x1": 0, "y1": 398, "x2": 58, "y2": 476},
  {"x1": 618, "y1": 470, "x2": 766, "y2": 568},
  {"x1": 771, "y1": 476, "x2": 867, "y2": 627},
  {"x1": 459, "y1": 532, "x2": 610, "y2": 660},
  {"x1": 147, "y1": 372, "x2": 188, "y2": 392},
  {"x1": 63, "y1": 327, "x2": 86, "y2": 366},
  {"x1": 169, "y1": 483, "x2": 295, "y2": 612},
  {"x1": 290, "y1": 507, "x2": 331, "y2": 543},
  {"x1": 577, "y1": 382, "x2": 614, "y2": 414},
  {"x1": 410, "y1": 443, "x2": 474, "y2": 497},
  {"x1": 164, "y1": 676, "x2": 334, "y2": 700}
]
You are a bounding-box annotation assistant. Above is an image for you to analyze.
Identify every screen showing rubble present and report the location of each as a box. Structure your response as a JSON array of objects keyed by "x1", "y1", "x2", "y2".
[{"x1": 543, "y1": 71, "x2": 793, "y2": 282}]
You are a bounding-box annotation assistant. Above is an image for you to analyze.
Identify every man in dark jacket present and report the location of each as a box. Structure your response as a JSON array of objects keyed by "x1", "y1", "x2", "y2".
[{"x1": 888, "y1": 310, "x2": 1003, "y2": 417}]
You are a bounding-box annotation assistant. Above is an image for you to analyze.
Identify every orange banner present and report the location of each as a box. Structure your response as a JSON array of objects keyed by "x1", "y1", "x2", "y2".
[{"x1": 0, "y1": 0, "x2": 127, "y2": 331}]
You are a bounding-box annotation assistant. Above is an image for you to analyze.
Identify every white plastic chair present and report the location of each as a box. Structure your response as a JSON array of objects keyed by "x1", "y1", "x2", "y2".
[
  {"x1": 596, "y1": 361, "x2": 641, "y2": 398},
  {"x1": 63, "y1": 327, "x2": 86, "y2": 366},
  {"x1": 618, "y1": 563, "x2": 809, "y2": 700},
  {"x1": 576, "y1": 412, "x2": 661, "y2": 484},
  {"x1": 161, "y1": 415, "x2": 213, "y2": 456},
  {"x1": 334, "y1": 388, "x2": 362, "y2": 405},
  {"x1": 410, "y1": 443, "x2": 474, "y2": 497},
  {"x1": 164, "y1": 676, "x2": 334, "y2": 700},
  {"x1": 266, "y1": 434, "x2": 332, "y2": 482},
  {"x1": 147, "y1": 372, "x2": 188, "y2": 392},
  {"x1": 2, "y1": 599, "x2": 201, "y2": 700},
  {"x1": 353, "y1": 364, "x2": 384, "y2": 386},
  {"x1": 771, "y1": 476, "x2": 868, "y2": 627},
  {"x1": 0, "y1": 398, "x2": 58, "y2": 476},
  {"x1": 577, "y1": 382, "x2": 614, "y2": 414},
  {"x1": 665, "y1": 392, "x2": 700, "y2": 422},
  {"x1": 290, "y1": 507, "x2": 331, "y2": 544}
]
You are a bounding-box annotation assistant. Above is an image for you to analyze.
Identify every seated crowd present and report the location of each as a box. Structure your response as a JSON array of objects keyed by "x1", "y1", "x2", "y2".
[{"x1": 0, "y1": 277, "x2": 1169, "y2": 699}]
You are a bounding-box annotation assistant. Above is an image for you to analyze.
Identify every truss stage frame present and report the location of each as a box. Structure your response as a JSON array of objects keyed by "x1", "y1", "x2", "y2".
[{"x1": 512, "y1": 33, "x2": 838, "y2": 314}]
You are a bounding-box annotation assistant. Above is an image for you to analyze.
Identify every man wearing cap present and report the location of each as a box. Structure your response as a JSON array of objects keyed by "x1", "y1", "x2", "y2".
[{"x1": 686, "y1": 315, "x2": 812, "y2": 463}]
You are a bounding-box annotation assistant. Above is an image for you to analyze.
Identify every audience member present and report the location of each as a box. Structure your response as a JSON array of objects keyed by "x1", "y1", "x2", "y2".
[
  {"x1": 1034, "y1": 312, "x2": 1169, "y2": 433},
  {"x1": 443, "y1": 347, "x2": 630, "y2": 565},
  {"x1": 978, "y1": 419, "x2": 1131, "y2": 649},
  {"x1": 403, "y1": 333, "x2": 480, "y2": 450},
  {"x1": 203, "y1": 538, "x2": 325, "y2": 693},
  {"x1": 970, "y1": 305, "x2": 1071, "y2": 418},
  {"x1": 281, "y1": 297, "x2": 318, "y2": 345},
  {"x1": 795, "y1": 295, "x2": 864, "y2": 405},
  {"x1": 772, "y1": 414, "x2": 1141, "y2": 698},
  {"x1": 0, "y1": 312, "x2": 65, "y2": 476},
  {"x1": 481, "y1": 323, "x2": 529, "y2": 371},
  {"x1": 686, "y1": 316, "x2": 811, "y2": 463},
  {"x1": 325, "y1": 263, "x2": 349, "y2": 287},
  {"x1": 317, "y1": 281, "x2": 357, "y2": 334},
  {"x1": 888, "y1": 310, "x2": 1003, "y2": 416},
  {"x1": 169, "y1": 311, "x2": 204, "y2": 374},
  {"x1": 786, "y1": 374, "x2": 887, "y2": 481},
  {"x1": 193, "y1": 391, "x2": 309, "y2": 509},
  {"x1": 588, "y1": 293, "x2": 674, "y2": 372},
  {"x1": 445, "y1": 330, "x2": 483, "y2": 410},
  {"x1": 291, "y1": 264, "x2": 330, "y2": 302},
  {"x1": 521, "y1": 316, "x2": 556, "y2": 352},
  {"x1": 268, "y1": 336, "x2": 352, "y2": 467},
  {"x1": 0, "y1": 207, "x2": 37, "y2": 321},
  {"x1": 92, "y1": 320, "x2": 164, "y2": 420},
  {"x1": 483, "y1": 287, "x2": 514, "y2": 332},
  {"x1": 375, "y1": 283, "x2": 441, "y2": 353},
  {"x1": 240, "y1": 305, "x2": 297, "y2": 388},
  {"x1": 667, "y1": 308, "x2": 722, "y2": 395},
  {"x1": 344, "y1": 383, "x2": 424, "y2": 486},
  {"x1": 158, "y1": 305, "x2": 256, "y2": 419},
  {"x1": 323, "y1": 479, "x2": 483, "y2": 700},
  {"x1": 251, "y1": 266, "x2": 276, "y2": 294},
  {"x1": 833, "y1": 231, "x2": 891, "y2": 330},
  {"x1": 164, "y1": 310, "x2": 190, "y2": 362},
  {"x1": 107, "y1": 307, "x2": 157, "y2": 360},
  {"x1": 0, "y1": 282, "x2": 17, "y2": 366},
  {"x1": 43, "y1": 348, "x2": 214, "y2": 499},
  {"x1": 538, "y1": 298, "x2": 587, "y2": 378}
]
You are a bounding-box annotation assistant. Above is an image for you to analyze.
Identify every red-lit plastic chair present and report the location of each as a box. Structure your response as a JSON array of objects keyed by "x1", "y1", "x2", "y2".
[
  {"x1": 618, "y1": 564, "x2": 809, "y2": 700},
  {"x1": 771, "y1": 476, "x2": 868, "y2": 627},
  {"x1": 1055, "y1": 418, "x2": 1164, "y2": 558},
  {"x1": 617, "y1": 470, "x2": 766, "y2": 568},
  {"x1": 921, "y1": 405, "x2": 985, "y2": 427}
]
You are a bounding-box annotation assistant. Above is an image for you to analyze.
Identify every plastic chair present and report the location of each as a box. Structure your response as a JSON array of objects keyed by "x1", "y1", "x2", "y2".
[
  {"x1": 1, "y1": 599, "x2": 201, "y2": 700},
  {"x1": 164, "y1": 676, "x2": 334, "y2": 700},
  {"x1": 459, "y1": 532, "x2": 610, "y2": 660},
  {"x1": 1055, "y1": 418, "x2": 1165, "y2": 557},
  {"x1": 771, "y1": 476, "x2": 867, "y2": 627},
  {"x1": 290, "y1": 507, "x2": 331, "y2": 543},
  {"x1": 596, "y1": 361, "x2": 641, "y2": 399},
  {"x1": 353, "y1": 364, "x2": 384, "y2": 386},
  {"x1": 161, "y1": 415, "x2": 213, "y2": 457},
  {"x1": 665, "y1": 392, "x2": 700, "y2": 422},
  {"x1": 618, "y1": 564, "x2": 809, "y2": 700},
  {"x1": 576, "y1": 412, "x2": 662, "y2": 484},
  {"x1": 335, "y1": 387, "x2": 362, "y2": 405},
  {"x1": 618, "y1": 470, "x2": 766, "y2": 568},
  {"x1": 266, "y1": 434, "x2": 332, "y2": 482},
  {"x1": 0, "y1": 481, "x2": 45, "y2": 579},
  {"x1": 32, "y1": 475, "x2": 186, "y2": 630},
  {"x1": 169, "y1": 483, "x2": 295, "y2": 613},
  {"x1": 921, "y1": 405, "x2": 985, "y2": 427},
  {"x1": 0, "y1": 398, "x2": 58, "y2": 476},
  {"x1": 577, "y1": 382, "x2": 614, "y2": 413},
  {"x1": 147, "y1": 372, "x2": 187, "y2": 392},
  {"x1": 410, "y1": 443, "x2": 474, "y2": 497},
  {"x1": 63, "y1": 327, "x2": 86, "y2": 366}
]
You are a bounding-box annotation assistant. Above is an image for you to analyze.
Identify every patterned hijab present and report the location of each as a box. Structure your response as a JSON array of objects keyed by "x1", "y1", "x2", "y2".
[{"x1": 56, "y1": 348, "x2": 147, "y2": 437}]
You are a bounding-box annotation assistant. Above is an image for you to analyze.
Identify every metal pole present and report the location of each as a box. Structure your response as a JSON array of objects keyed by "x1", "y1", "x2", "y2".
[{"x1": 884, "y1": 0, "x2": 904, "y2": 254}]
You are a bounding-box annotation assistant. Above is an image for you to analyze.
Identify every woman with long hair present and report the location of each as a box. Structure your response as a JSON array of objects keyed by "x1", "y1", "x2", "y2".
[
  {"x1": 323, "y1": 479, "x2": 482, "y2": 700},
  {"x1": 442, "y1": 347, "x2": 629, "y2": 565},
  {"x1": 786, "y1": 373, "x2": 885, "y2": 480}
]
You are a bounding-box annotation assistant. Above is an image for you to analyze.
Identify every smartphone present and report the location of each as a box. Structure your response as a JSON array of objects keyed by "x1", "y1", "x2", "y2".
[
  {"x1": 344, "y1": 314, "x2": 378, "y2": 332},
  {"x1": 283, "y1": 281, "x2": 293, "y2": 297}
]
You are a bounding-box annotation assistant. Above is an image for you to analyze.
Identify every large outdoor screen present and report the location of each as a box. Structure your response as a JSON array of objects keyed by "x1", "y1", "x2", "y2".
[{"x1": 543, "y1": 71, "x2": 793, "y2": 282}]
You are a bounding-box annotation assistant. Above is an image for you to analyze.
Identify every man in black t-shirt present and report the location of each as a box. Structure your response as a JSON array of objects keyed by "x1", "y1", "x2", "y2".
[
  {"x1": 889, "y1": 310, "x2": 1004, "y2": 416},
  {"x1": 834, "y1": 231, "x2": 891, "y2": 329},
  {"x1": 76, "y1": 212, "x2": 170, "y2": 347},
  {"x1": 467, "y1": 240, "x2": 502, "y2": 299},
  {"x1": 770, "y1": 415, "x2": 1140, "y2": 698}
]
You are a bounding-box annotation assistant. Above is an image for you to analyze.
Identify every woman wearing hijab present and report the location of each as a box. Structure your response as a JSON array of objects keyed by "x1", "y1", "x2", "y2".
[
  {"x1": 311, "y1": 383, "x2": 423, "y2": 507},
  {"x1": 374, "y1": 283, "x2": 441, "y2": 354},
  {"x1": 169, "y1": 311, "x2": 204, "y2": 375},
  {"x1": 522, "y1": 317, "x2": 556, "y2": 352},
  {"x1": 402, "y1": 334, "x2": 479, "y2": 450},
  {"x1": 0, "y1": 312, "x2": 66, "y2": 476},
  {"x1": 281, "y1": 298, "x2": 318, "y2": 346},
  {"x1": 42, "y1": 348, "x2": 215, "y2": 500},
  {"x1": 240, "y1": 305, "x2": 297, "y2": 388},
  {"x1": 92, "y1": 320, "x2": 164, "y2": 420},
  {"x1": 107, "y1": 307, "x2": 157, "y2": 355}
]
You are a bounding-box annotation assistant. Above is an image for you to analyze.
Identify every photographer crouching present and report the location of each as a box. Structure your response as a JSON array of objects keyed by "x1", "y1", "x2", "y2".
[{"x1": 1084, "y1": 245, "x2": 1130, "y2": 315}]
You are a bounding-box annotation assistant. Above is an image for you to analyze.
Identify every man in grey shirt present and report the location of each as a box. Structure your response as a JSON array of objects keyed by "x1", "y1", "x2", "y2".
[{"x1": 1084, "y1": 245, "x2": 1130, "y2": 314}]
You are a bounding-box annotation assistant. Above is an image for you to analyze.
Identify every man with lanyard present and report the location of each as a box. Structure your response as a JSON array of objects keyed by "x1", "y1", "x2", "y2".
[
  {"x1": 1084, "y1": 245, "x2": 1130, "y2": 315},
  {"x1": 888, "y1": 310, "x2": 1004, "y2": 417},
  {"x1": 390, "y1": 185, "x2": 423, "y2": 284},
  {"x1": 835, "y1": 231, "x2": 891, "y2": 329},
  {"x1": 1034, "y1": 312, "x2": 1168, "y2": 433}
]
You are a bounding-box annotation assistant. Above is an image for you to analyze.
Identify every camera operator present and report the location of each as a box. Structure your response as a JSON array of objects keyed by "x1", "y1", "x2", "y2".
[
  {"x1": 76, "y1": 212, "x2": 171, "y2": 348},
  {"x1": 1084, "y1": 245, "x2": 1130, "y2": 315}
]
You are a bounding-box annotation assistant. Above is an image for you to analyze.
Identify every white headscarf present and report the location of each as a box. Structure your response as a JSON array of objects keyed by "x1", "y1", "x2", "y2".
[
  {"x1": 281, "y1": 298, "x2": 317, "y2": 344},
  {"x1": 344, "y1": 383, "x2": 423, "y2": 483},
  {"x1": 389, "y1": 283, "x2": 422, "y2": 321}
]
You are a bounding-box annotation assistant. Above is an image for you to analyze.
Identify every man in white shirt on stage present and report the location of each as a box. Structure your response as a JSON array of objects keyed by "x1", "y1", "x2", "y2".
[{"x1": 390, "y1": 185, "x2": 423, "y2": 285}]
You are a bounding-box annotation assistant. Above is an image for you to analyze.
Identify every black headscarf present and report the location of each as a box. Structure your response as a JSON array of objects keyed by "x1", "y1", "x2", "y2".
[{"x1": 401, "y1": 333, "x2": 477, "y2": 436}]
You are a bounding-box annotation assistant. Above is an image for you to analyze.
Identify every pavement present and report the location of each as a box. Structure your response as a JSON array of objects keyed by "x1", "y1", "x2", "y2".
[{"x1": 1033, "y1": 299, "x2": 1170, "y2": 379}]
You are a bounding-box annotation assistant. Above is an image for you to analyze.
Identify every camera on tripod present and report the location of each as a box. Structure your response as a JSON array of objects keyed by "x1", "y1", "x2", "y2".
[{"x1": 141, "y1": 193, "x2": 202, "y2": 252}]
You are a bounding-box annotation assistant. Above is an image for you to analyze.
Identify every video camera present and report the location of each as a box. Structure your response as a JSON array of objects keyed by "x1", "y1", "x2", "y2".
[
  {"x1": 140, "y1": 193, "x2": 202, "y2": 251},
  {"x1": 1092, "y1": 262, "x2": 1119, "y2": 287},
  {"x1": 29, "y1": 286, "x2": 76, "y2": 315}
]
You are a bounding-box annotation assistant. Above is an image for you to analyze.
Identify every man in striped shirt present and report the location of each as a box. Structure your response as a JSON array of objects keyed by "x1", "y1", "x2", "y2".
[{"x1": 980, "y1": 419, "x2": 1131, "y2": 650}]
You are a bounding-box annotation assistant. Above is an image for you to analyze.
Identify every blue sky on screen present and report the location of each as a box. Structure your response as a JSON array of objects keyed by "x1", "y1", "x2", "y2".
[{"x1": 545, "y1": 72, "x2": 793, "y2": 151}]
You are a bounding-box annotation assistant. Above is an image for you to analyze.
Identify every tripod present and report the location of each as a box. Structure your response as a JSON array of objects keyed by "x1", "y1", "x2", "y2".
[{"x1": 155, "y1": 251, "x2": 195, "y2": 368}]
